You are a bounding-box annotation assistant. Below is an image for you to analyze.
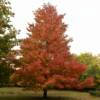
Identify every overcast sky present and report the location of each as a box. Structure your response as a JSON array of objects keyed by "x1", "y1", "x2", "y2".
[{"x1": 10, "y1": 0, "x2": 100, "y2": 55}]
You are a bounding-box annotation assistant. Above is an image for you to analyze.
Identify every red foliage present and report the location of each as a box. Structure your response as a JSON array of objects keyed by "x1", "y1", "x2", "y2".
[{"x1": 11, "y1": 4, "x2": 94, "y2": 90}]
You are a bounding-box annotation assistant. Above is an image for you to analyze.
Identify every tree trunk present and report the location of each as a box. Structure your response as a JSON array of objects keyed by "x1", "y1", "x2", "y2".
[{"x1": 43, "y1": 88, "x2": 47, "y2": 98}]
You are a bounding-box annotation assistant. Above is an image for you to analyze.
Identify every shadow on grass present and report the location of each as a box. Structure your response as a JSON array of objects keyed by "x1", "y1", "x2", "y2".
[{"x1": 0, "y1": 96, "x2": 77, "y2": 100}]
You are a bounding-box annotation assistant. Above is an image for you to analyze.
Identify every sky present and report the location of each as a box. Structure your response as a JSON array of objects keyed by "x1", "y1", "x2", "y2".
[{"x1": 10, "y1": 0, "x2": 100, "y2": 55}]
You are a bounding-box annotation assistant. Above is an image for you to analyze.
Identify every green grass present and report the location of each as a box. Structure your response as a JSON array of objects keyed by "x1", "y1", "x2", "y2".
[{"x1": 0, "y1": 87, "x2": 100, "y2": 100}]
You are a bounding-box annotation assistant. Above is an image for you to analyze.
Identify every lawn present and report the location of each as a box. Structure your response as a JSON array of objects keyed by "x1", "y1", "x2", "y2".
[{"x1": 0, "y1": 87, "x2": 99, "y2": 100}]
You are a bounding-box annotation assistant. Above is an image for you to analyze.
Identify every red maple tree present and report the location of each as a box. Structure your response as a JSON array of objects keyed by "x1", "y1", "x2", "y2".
[{"x1": 11, "y1": 4, "x2": 94, "y2": 98}]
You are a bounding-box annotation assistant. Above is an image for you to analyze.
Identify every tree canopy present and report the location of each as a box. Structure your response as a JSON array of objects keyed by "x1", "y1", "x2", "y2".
[{"x1": 0, "y1": 0, "x2": 18, "y2": 85}]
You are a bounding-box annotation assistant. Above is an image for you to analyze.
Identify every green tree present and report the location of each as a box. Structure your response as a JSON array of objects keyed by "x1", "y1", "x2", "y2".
[
  {"x1": 0, "y1": 0, "x2": 18, "y2": 86},
  {"x1": 76, "y1": 53, "x2": 100, "y2": 88},
  {"x1": 76, "y1": 53, "x2": 94, "y2": 66}
]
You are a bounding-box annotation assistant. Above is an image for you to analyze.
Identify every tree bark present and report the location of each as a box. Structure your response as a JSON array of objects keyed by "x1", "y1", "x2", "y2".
[{"x1": 43, "y1": 88, "x2": 47, "y2": 98}]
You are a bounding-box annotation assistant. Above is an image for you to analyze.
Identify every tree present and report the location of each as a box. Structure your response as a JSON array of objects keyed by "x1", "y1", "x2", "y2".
[
  {"x1": 76, "y1": 52, "x2": 100, "y2": 77},
  {"x1": 11, "y1": 4, "x2": 94, "y2": 98},
  {"x1": 0, "y1": 0, "x2": 18, "y2": 86},
  {"x1": 76, "y1": 53, "x2": 100, "y2": 88}
]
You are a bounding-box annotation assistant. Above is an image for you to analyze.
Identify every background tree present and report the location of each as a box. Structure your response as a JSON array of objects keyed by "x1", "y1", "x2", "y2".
[
  {"x1": 11, "y1": 4, "x2": 94, "y2": 98},
  {"x1": 76, "y1": 53, "x2": 100, "y2": 89},
  {"x1": 0, "y1": 0, "x2": 18, "y2": 86}
]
